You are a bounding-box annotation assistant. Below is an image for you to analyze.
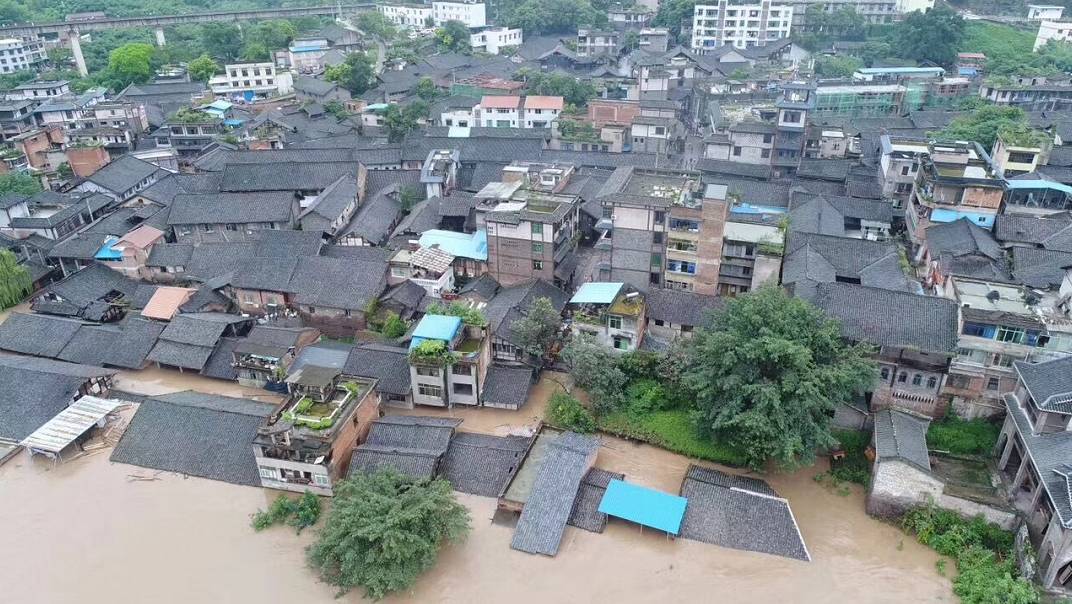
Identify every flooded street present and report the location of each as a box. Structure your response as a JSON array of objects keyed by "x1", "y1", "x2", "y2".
[{"x1": 0, "y1": 370, "x2": 954, "y2": 603}]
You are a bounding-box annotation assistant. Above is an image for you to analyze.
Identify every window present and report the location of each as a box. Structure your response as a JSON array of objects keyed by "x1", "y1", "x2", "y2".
[
  {"x1": 613, "y1": 335, "x2": 631, "y2": 349},
  {"x1": 733, "y1": 146, "x2": 742, "y2": 156},
  {"x1": 986, "y1": 377, "x2": 1001, "y2": 391},
  {"x1": 962, "y1": 322, "x2": 992, "y2": 338},
  {"x1": 654, "y1": 211, "x2": 666, "y2": 224},
  {"x1": 912, "y1": 374, "x2": 922, "y2": 386},
  {"x1": 202, "y1": 224, "x2": 214, "y2": 233},
  {"x1": 761, "y1": 148, "x2": 770, "y2": 159},
  {"x1": 531, "y1": 223, "x2": 543, "y2": 235},
  {"x1": 259, "y1": 466, "x2": 277, "y2": 480},
  {"x1": 762, "y1": 134, "x2": 772, "y2": 144},
  {"x1": 452, "y1": 364, "x2": 471, "y2": 376},
  {"x1": 927, "y1": 376, "x2": 937, "y2": 389},
  {"x1": 997, "y1": 326, "x2": 1025, "y2": 344},
  {"x1": 602, "y1": 206, "x2": 613, "y2": 219},
  {"x1": 452, "y1": 383, "x2": 474, "y2": 396},
  {"x1": 416, "y1": 366, "x2": 440, "y2": 377},
  {"x1": 897, "y1": 372, "x2": 907, "y2": 383},
  {"x1": 654, "y1": 319, "x2": 665, "y2": 326},
  {"x1": 653, "y1": 232, "x2": 663, "y2": 244},
  {"x1": 225, "y1": 224, "x2": 238, "y2": 231},
  {"x1": 532, "y1": 260, "x2": 544, "y2": 270},
  {"x1": 418, "y1": 384, "x2": 443, "y2": 397},
  {"x1": 609, "y1": 315, "x2": 623, "y2": 329},
  {"x1": 532, "y1": 242, "x2": 544, "y2": 254},
  {"x1": 313, "y1": 474, "x2": 330, "y2": 487}
]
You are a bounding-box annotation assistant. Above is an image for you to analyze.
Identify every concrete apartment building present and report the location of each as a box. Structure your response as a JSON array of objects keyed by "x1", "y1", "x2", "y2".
[
  {"x1": 1029, "y1": 4, "x2": 1065, "y2": 19},
  {"x1": 593, "y1": 167, "x2": 729, "y2": 294},
  {"x1": 209, "y1": 63, "x2": 293, "y2": 100},
  {"x1": 9, "y1": 80, "x2": 71, "y2": 100},
  {"x1": 476, "y1": 163, "x2": 581, "y2": 288},
  {"x1": 379, "y1": 3, "x2": 433, "y2": 27},
  {"x1": 690, "y1": 1, "x2": 793, "y2": 52},
  {"x1": 0, "y1": 37, "x2": 47, "y2": 74},
  {"x1": 407, "y1": 314, "x2": 492, "y2": 408},
  {"x1": 566, "y1": 281, "x2": 647, "y2": 352},
  {"x1": 473, "y1": 95, "x2": 562, "y2": 128},
  {"x1": 432, "y1": 1, "x2": 487, "y2": 28},
  {"x1": 1035, "y1": 19, "x2": 1072, "y2": 50},
  {"x1": 470, "y1": 27, "x2": 523, "y2": 54},
  {"x1": 577, "y1": 29, "x2": 620, "y2": 57}
]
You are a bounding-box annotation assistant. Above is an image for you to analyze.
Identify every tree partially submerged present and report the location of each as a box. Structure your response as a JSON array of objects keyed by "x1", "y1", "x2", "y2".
[
  {"x1": 0, "y1": 249, "x2": 31, "y2": 309},
  {"x1": 561, "y1": 335, "x2": 626, "y2": 412},
  {"x1": 681, "y1": 286, "x2": 876, "y2": 470},
  {"x1": 307, "y1": 471, "x2": 470, "y2": 599}
]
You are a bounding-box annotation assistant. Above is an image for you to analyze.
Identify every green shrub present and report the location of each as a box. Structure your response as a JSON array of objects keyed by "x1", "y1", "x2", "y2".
[
  {"x1": 902, "y1": 505, "x2": 1036, "y2": 604},
  {"x1": 294, "y1": 397, "x2": 313, "y2": 414},
  {"x1": 381, "y1": 312, "x2": 407, "y2": 338},
  {"x1": 927, "y1": 415, "x2": 1000, "y2": 455},
  {"x1": 597, "y1": 410, "x2": 747, "y2": 466},
  {"x1": 252, "y1": 491, "x2": 323, "y2": 533},
  {"x1": 625, "y1": 378, "x2": 670, "y2": 415},
  {"x1": 288, "y1": 491, "x2": 322, "y2": 533},
  {"x1": 825, "y1": 429, "x2": 871, "y2": 486},
  {"x1": 546, "y1": 392, "x2": 596, "y2": 433},
  {"x1": 617, "y1": 351, "x2": 660, "y2": 381}
]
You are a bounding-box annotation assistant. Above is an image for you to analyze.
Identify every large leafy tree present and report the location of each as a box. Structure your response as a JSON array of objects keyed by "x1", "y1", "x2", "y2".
[
  {"x1": 200, "y1": 23, "x2": 243, "y2": 61},
  {"x1": 681, "y1": 286, "x2": 876, "y2": 470},
  {"x1": 324, "y1": 52, "x2": 377, "y2": 95},
  {"x1": 515, "y1": 68, "x2": 597, "y2": 107},
  {"x1": 0, "y1": 173, "x2": 42, "y2": 196},
  {"x1": 384, "y1": 101, "x2": 428, "y2": 143},
  {"x1": 894, "y1": 5, "x2": 964, "y2": 67},
  {"x1": 503, "y1": 0, "x2": 605, "y2": 35},
  {"x1": 511, "y1": 296, "x2": 563, "y2": 359},
  {"x1": 107, "y1": 43, "x2": 155, "y2": 88},
  {"x1": 307, "y1": 471, "x2": 470, "y2": 599},
  {"x1": 435, "y1": 20, "x2": 472, "y2": 53},
  {"x1": 187, "y1": 54, "x2": 219, "y2": 83},
  {"x1": 0, "y1": 249, "x2": 31, "y2": 309},
  {"x1": 561, "y1": 335, "x2": 626, "y2": 412},
  {"x1": 356, "y1": 12, "x2": 396, "y2": 39}
]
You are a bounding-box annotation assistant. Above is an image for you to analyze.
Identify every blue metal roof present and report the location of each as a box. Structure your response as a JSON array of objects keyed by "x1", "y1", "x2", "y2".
[
  {"x1": 418, "y1": 229, "x2": 488, "y2": 261},
  {"x1": 570, "y1": 282, "x2": 623, "y2": 305},
  {"x1": 930, "y1": 208, "x2": 995, "y2": 229},
  {"x1": 597, "y1": 479, "x2": 688, "y2": 535},
  {"x1": 94, "y1": 236, "x2": 122, "y2": 261},
  {"x1": 409, "y1": 314, "x2": 463, "y2": 350},
  {"x1": 1006, "y1": 178, "x2": 1072, "y2": 196}
]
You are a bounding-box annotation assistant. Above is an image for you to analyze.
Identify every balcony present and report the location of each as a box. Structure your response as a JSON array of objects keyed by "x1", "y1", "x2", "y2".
[{"x1": 596, "y1": 217, "x2": 613, "y2": 231}]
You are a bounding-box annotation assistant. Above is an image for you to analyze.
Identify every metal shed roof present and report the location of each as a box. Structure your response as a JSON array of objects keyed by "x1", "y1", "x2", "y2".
[
  {"x1": 20, "y1": 396, "x2": 121, "y2": 455},
  {"x1": 598, "y1": 479, "x2": 688, "y2": 535},
  {"x1": 569, "y1": 282, "x2": 624, "y2": 304}
]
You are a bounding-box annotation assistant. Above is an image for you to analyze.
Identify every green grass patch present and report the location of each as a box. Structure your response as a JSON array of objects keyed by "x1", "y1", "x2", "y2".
[
  {"x1": 596, "y1": 409, "x2": 748, "y2": 467},
  {"x1": 927, "y1": 416, "x2": 1000, "y2": 455},
  {"x1": 815, "y1": 429, "x2": 871, "y2": 490}
]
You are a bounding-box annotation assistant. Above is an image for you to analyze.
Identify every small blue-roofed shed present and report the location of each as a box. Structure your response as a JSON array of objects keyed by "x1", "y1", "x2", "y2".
[
  {"x1": 569, "y1": 282, "x2": 624, "y2": 305},
  {"x1": 94, "y1": 236, "x2": 122, "y2": 261},
  {"x1": 409, "y1": 314, "x2": 463, "y2": 350},
  {"x1": 418, "y1": 229, "x2": 488, "y2": 261},
  {"x1": 597, "y1": 479, "x2": 688, "y2": 535}
]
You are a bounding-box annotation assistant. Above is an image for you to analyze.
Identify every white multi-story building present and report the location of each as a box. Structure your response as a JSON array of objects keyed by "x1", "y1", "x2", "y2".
[
  {"x1": 690, "y1": 1, "x2": 793, "y2": 51},
  {"x1": 472, "y1": 95, "x2": 562, "y2": 128},
  {"x1": 0, "y1": 37, "x2": 46, "y2": 74},
  {"x1": 432, "y1": 1, "x2": 487, "y2": 28},
  {"x1": 1035, "y1": 20, "x2": 1072, "y2": 50},
  {"x1": 1029, "y1": 4, "x2": 1065, "y2": 20},
  {"x1": 470, "y1": 27, "x2": 523, "y2": 54},
  {"x1": 208, "y1": 63, "x2": 293, "y2": 99},
  {"x1": 9, "y1": 80, "x2": 71, "y2": 100},
  {"x1": 379, "y1": 3, "x2": 433, "y2": 27}
]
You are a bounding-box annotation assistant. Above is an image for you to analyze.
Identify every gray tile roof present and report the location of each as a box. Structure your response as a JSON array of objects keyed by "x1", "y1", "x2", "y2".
[
  {"x1": 36, "y1": 263, "x2": 141, "y2": 316},
  {"x1": 994, "y1": 212, "x2": 1072, "y2": 252},
  {"x1": 481, "y1": 365, "x2": 535, "y2": 410},
  {"x1": 349, "y1": 416, "x2": 463, "y2": 480},
  {"x1": 110, "y1": 391, "x2": 273, "y2": 486},
  {"x1": 349, "y1": 446, "x2": 441, "y2": 480},
  {"x1": 873, "y1": 409, "x2": 931, "y2": 472},
  {"x1": 568, "y1": 467, "x2": 625, "y2": 533},
  {"x1": 85, "y1": 155, "x2": 158, "y2": 195},
  {"x1": 341, "y1": 187, "x2": 403, "y2": 245},
  {"x1": 219, "y1": 162, "x2": 358, "y2": 192},
  {"x1": 645, "y1": 287, "x2": 723, "y2": 327},
  {"x1": 0, "y1": 313, "x2": 84, "y2": 357},
  {"x1": 167, "y1": 191, "x2": 296, "y2": 226},
  {"x1": 782, "y1": 232, "x2": 915, "y2": 292},
  {"x1": 1015, "y1": 356, "x2": 1072, "y2": 413},
  {"x1": 698, "y1": 159, "x2": 772, "y2": 180},
  {"x1": 483, "y1": 279, "x2": 569, "y2": 346},
  {"x1": 252, "y1": 229, "x2": 324, "y2": 257},
  {"x1": 788, "y1": 194, "x2": 894, "y2": 238},
  {"x1": 439, "y1": 431, "x2": 533, "y2": 497},
  {"x1": 137, "y1": 173, "x2": 223, "y2": 206},
  {"x1": 146, "y1": 243, "x2": 193, "y2": 267},
  {"x1": 679, "y1": 465, "x2": 810, "y2": 561},
  {"x1": 511, "y1": 431, "x2": 600, "y2": 556},
  {"x1": 0, "y1": 355, "x2": 115, "y2": 441},
  {"x1": 926, "y1": 218, "x2": 1011, "y2": 282},
  {"x1": 1011, "y1": 247, "x2": 1072, "y2": 289},
  {"x1": 798, "y1": 282, "x2": 959, "y2": 353},
  {"x1": 1003, "y1": 392, "x2": 1072, "y2": 527}
]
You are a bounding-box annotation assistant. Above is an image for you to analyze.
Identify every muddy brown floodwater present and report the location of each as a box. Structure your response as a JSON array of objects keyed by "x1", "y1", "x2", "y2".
[{"x1": 0, "y1": 361, "x2": 953, "y2": 602}]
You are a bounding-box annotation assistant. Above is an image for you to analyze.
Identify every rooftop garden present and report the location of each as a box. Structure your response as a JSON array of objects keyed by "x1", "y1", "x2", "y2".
[
  {"x1": 425, "y1": 301, "x2": 487, "y2": 327},
  {"x1": 169, "y1": 107, "x2": 218, "y2": 124},
  {"x1": 281, "y1": 381, "x2": 366, "y2": 432},
  {"x1": 998, "y1": 125, "x2": 1051, "y2": 149},
  {"x1": 558, "y1": 119, "x2": 601, "y2": 143},
  {"x1": 408, "y1": 339, "x2": 458, "y2": 367}
]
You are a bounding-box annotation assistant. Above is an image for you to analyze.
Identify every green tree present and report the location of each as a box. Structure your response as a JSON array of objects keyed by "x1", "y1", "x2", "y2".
[
  {"x1": 546, "y1": 392, "x2": 597, "y2": 432},
  {"x1": 246, "y1": 20, "x2": 297, "y2": 51},
  {"x1": 384, "y1": 100, "x2": 428, "y2": 143},
  {"x1": 399, "y1": 184, "x2": 421, "y2": 212},
  {"x1": 511, "y1": 296, "x2": 563, "y2": 358},
  {"x1": 933, "y1": 105, "x2": 1031, "y2": 150},
  {"x1": 653, "y1": 0, "x2": 698, "y2": 42},
  {"x1": 240, "y1": 42, "x2": 270, "y2": 62},
  {"x1": 187, "y1": 54, "x2": 219, "y2": 83},
  {"x1": 0, "y1": 249, "x2": 31, "y2": 309},
  {"x1": 381, "y1": 312, "x2": 408, "y2": 338},
  {"x1": 894, "y1": 5, "x2": 965, "y2": 67},
  {"x1": 682, "y1": 286, "x2": 876, "y2": 470},
  {"x1": 0, "y1": 172, "x2": 42, "y2": 196},
  {"x1": 415, "y1": 76, "x2": 439, "y2": 101},
  {"x1": 814, "y1": 55, "x2": 863, "y2": 77},
  {"x1": 504, "y1": 0, "x2": 606, "y2": 35},
  {"x1": 561, "y1": 335, "x2": 626, "y2": 412},
  {"x1": 435, "y1": 20, "x2": 472, "y2": 53},
  {"x1": 107, "y1": 42, "x2": 155, "y2": 88},
  {"x1": 356, "y1": 12, "x2": 397, "y2": 39},
  {"x1": 324, "y1": 52, "x2": 376, "y2": 96},
  {"x1": 307, "y1": 471, "x2": 470, "y2": 599},
  {"x1": 200, "y1": 23, "x2": 243, "y2": 61},
  {"x1": 515, "y1": 68, "x2": 598, "y2": 107}
]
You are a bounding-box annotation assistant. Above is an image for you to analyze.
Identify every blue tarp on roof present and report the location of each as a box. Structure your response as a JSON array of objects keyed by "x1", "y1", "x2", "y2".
[
  {"x1": 1005, "y1": 178, "x2": 1072, "y2": 196},
  {"x1": 94, "y1": 236, "x2": 122, "y2": 261},
  {"x1": 570, "y1": 282, "x2": 624, "y2": 305},
  {"x1": 409, "y1": 314, "x2": 463, "y2": 350},
  {"x1": 418, "y1": 229, "x2": 488, "y2": 261},
  {"x1": 598, "y1": 479, "x2": 688, "y2": 535}
]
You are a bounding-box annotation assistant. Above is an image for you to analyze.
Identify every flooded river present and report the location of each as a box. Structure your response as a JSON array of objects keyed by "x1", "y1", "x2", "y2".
[{"x1": 0, "y1": 369, "x2": 954, "y2": 603}]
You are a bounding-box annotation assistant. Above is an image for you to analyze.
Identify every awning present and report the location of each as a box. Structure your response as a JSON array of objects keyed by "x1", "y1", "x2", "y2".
[
  {"x1": 20, "y1": 396, "x2": 122, "y2": 456},
  {"x1": 597, "y1": 479, "x2": 688, "y2": 535}
]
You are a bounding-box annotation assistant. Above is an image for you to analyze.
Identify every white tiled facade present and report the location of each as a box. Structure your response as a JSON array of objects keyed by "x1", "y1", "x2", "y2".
[
  {"x1": 432, "y1": 1, "x2": 487, "y2": 28},
  {"x1": 1035, "y1": 20, "x2": 1072, "y2": 50},
  {"x1": 0, "y1": 38, "x2": 46, "y2": 74},
  {"x1": 378, "y1": 4, "x2": 433, "y2": 27},
  {"x1": 1028, "y1": 4, "x2": 1065, "y2": 20},
  {"x1": 470, "y1": 27, "x2": 523, "y2": 54},
  {"x1": 690, "y1": 1, "x2": 793, "y2": 51},
  {"x1": 209, "y1": 63, "x2": 293, "y2": 98}
]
